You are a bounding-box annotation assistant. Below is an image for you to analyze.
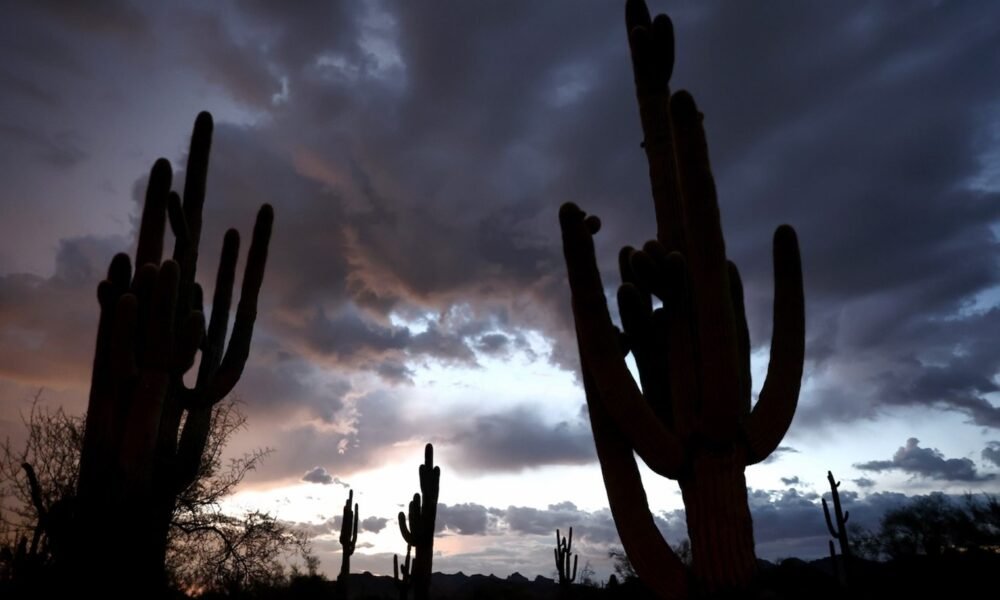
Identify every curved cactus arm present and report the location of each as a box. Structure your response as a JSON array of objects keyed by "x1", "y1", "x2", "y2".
[
  {"x1": 210, "y1": 204, "x2": 274, "y2": 402},
  {"x1": 583, "y1": 367, "x2": 688, "y2": 598},
  {"x1": 560, "y1": 203, "x2": 685, "y2": 479},
  {"x1": 398, "y1": 492, "x2": 421, "y2": 546},
  {"x1": 822, "y1": 498, "x2": 840, "y2": 537},
  {"x1": 728, "y1": 261, "x2": 752, "y2": 412},
  {"x1": 743, "y1": 225, "x2": 805, "y2": 465}
]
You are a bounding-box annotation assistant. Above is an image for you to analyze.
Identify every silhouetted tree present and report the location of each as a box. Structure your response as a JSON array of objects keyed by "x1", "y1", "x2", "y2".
[
  {"x1": 0, "y1": 395, "x2": 306, "y2": 595},
  {"x1": 607, "y1": 547, "x2": 637, "y2": 583},
  {"x1": 560, "y1": 1, "x2": 804, "y2": 597}
]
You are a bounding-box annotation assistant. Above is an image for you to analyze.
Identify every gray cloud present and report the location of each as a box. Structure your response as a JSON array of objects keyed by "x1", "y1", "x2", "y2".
[
  {"x1": 445, "y1": 408, "x2": 595, "y2": 473},
  {"x1": 300, "y1": 467, "x2": 351, "y2": 488},
  {"x1": 855, "y1": 438, "x2": 996, "y2": 482},
  {"x1": 437, "y1": 503, "x2": 490, "y2": 536},
  {"x1": 360, "y1": 516, "x2": 388, "y2": 534},
  {"x1": 762, "y1": 446, "x2": 800, "y2": 465},
  {"x1": 853, "y1": 477, "x2": 876, "y2": 489},
  {"x1": 301, "y1": 466, "x2": 334, "y2": 485},
  {"x1": 780, "y1": 476, "x2": 800, "y2": 486},
  {"x1": 983, "y1": 442, "x2": 1000, "y2": 468},
  {"x1": 1, "y1": 0, "x2": 997, "y2": 454}
]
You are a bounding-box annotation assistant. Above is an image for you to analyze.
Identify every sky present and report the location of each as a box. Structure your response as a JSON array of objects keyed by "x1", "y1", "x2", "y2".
[{"x1": 1, "y1": 0, "x2": 999, "y2": 583}]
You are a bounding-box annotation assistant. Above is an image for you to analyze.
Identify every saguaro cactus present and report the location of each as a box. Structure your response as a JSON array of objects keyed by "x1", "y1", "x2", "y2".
[
  {"x1": 554, "y1": 527, "x2": 578, "y2": 587},
  {"x1": 73, "y1": 112, "x2": 273, "y2": 594},
  {"x1": 393, "y1": 544, "x2": 412, "y2": 600},
  {"x1": 338, "y1": 489, "x2": 359, "y2": 598},
  {"x1": 823, "y1": 471, "x2": 851, "y2": 586},
  {"x1": 398, "y1": 443, "x2": 440, "y2": 600},
  {"x1": 559, "y1": 1, "x2": 805, "y2": 597}
]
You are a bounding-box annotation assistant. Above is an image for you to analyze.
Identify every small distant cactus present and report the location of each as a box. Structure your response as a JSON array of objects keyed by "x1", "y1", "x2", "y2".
[
  {"x1": 338, "y1": 489, "x2": 359, "y2": 598},
  {"x1": 823, "y1": 470, "x2": 851, "y2": 586},
  {"x1": 393, "y1": 544, "x2": 412, "y2": 600},
  {"x1": 554, "y1": 527, "x2": 578, "y2": 587},
  {"x1": 398, "y1": 444, "x2": 440, "y2": 600}
]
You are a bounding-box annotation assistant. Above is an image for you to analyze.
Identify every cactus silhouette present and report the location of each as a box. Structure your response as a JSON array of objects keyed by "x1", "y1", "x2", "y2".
[
  {"x1": 398, "y1": 443, "x2": 439, "y2": 600},
  {"x1": 559, "y1": 1, "x2": 804, "y2": 597},
  {"x1": 554, "y1": 527, "x2": 578, "y2": 587},
  {"x1": 823, "y1": 470, "x2": 851, "y2": 586},
  {"x1": 393, "y1": 544, "x2": 412, "y2": 600},
  {"x1": 71, "y1": 112, "x2": 273, "y2": 594},
  {"x1": 338, "y1": 489, "x2": 359, "y2": 598}
]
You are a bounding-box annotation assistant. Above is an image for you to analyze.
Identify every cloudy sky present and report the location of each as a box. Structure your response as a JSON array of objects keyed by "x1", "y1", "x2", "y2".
[{"x1": 2, "y1": 0, "x2": 999, "y2": 582}]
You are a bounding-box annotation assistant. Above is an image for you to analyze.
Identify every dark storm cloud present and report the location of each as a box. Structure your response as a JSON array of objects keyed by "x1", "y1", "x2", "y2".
[
  {"x1": 360, "y1": 516, "x2": 388, "y2": 534},
  {"x1": 25, "y1": 0, "x2": 148, "y2": 43},
  {"x1": 244, "y1": 390, "x2": 596, "y2": 484},
  {"x1": 855, "y1": 438, "x2": 996, "y2": 482},
  {"x1": 0, "y1": 124, "x2": 88, "y2": 168},
  {"x1": 0, "y1": 236, "x2": 122, "y2": 389},
  {"x1": 302, "y1": 466, "x2": 334, "y2": 485},
  {"x1": 762, "y1": 446, "x2": 800, "y2": 464},
  {"x1": 983, "y1": 442, "x2": 1000, "y2": 468},
  {"x1": 0, "y1": 0, "x2": 999, "y2": 533},
  {"x1": 781, "y1": 476, "x2": 801, "y2": 486},
  {"x1": 445, "y1": 408, "x2": 595, "y2": 473},
  {"x1": 301, "y1": 467, "x2": 352, "y2": 488},
  {"x1": 503, "y1": 502, "x2": 619, "y2": 545},
  {"x1": 437, "y1": 503, "x2": 491, "y2": 536}
]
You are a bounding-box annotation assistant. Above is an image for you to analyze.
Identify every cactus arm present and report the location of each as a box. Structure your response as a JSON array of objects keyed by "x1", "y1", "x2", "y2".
[
  {"x1": 398, "y1": 510, "x2": 414, "y2": 545},
  {"x1": 626, "y1": 3, "x2": 683, "y2": 251},
  {"x1": 120, "y1": 262, "x2": 179, "y2": 484},
  {"x1": 201, "y1": 230, "x2": 240, "y2": 387},
  {"x1": 211, "y1": 204, "x2": 274, "y2": 402},
  {"x1": 179, "y1": 111, "x2": 211, "y2": 257},
  {"x1": 743, "y1": 225, "x2": 804, "y2": 465},
  {"x1": 559, "y1": 203, "x2": 685, "y2": 478},
  {"x1": 583, "y1": 367, "x2": 688, "y2": 598},
  {"x1": 134, "y1": 159, "x2": 172, "y2": 270},
  {"x1": 665, "y1": 91, "x2": 744, "y2": 428},
  {"x1": 352, "y1": 503, "x2": 359, "y2": 546},
  {"x1": 822, "y1": 498, "x2": 839, "y2": 537},
  {"x1": 80, "y1": 254, "x2": 134, "y2": 499},
  {"x1": 728, "y1": 262, "x2": 752, "y2": 412}
]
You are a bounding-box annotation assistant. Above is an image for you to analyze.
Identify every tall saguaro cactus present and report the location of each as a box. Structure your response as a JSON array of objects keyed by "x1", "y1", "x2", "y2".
[
  {"x1": 73, "y1": 112, "x2": 273, "y2": 595},
  {"x1": 823, "y1": 471, "x2": 851, "y2": 586},
  {"x1": 559, "y1": 1, "x2": 805, "y2": 597},
  {"x1": 554, "y1": 527, "x2": 578, "y2": 587},
  {"x1": 338, "y1": 489, "x2": 359, "y2": 598},
  {"x1": 398, "y1": 444, "x2": 440, "y2": 600}
]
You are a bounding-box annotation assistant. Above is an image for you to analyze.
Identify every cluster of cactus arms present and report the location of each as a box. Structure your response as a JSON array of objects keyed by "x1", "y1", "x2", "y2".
[
  {"x1": 338, "y1": 489, "x2": 359, "y2": 597},
  {"x1": 823, "y1": 471, "x2": 851, "y2": 586},
  {"x1": 398, "y1": 443, "x2": 440, "y2": 600},
  {"x1": 559, "y1": 1, "x2": 805, "y2": 597},
  {"x1": 554, "y1": 527, "x2": 578, "y2": 586},
  {"x1": 72, "y1": 111, "x2": 273, "y2": 594},
  {"x1": 393, "y1": 544, "x2": 412, "y2": 600}
]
